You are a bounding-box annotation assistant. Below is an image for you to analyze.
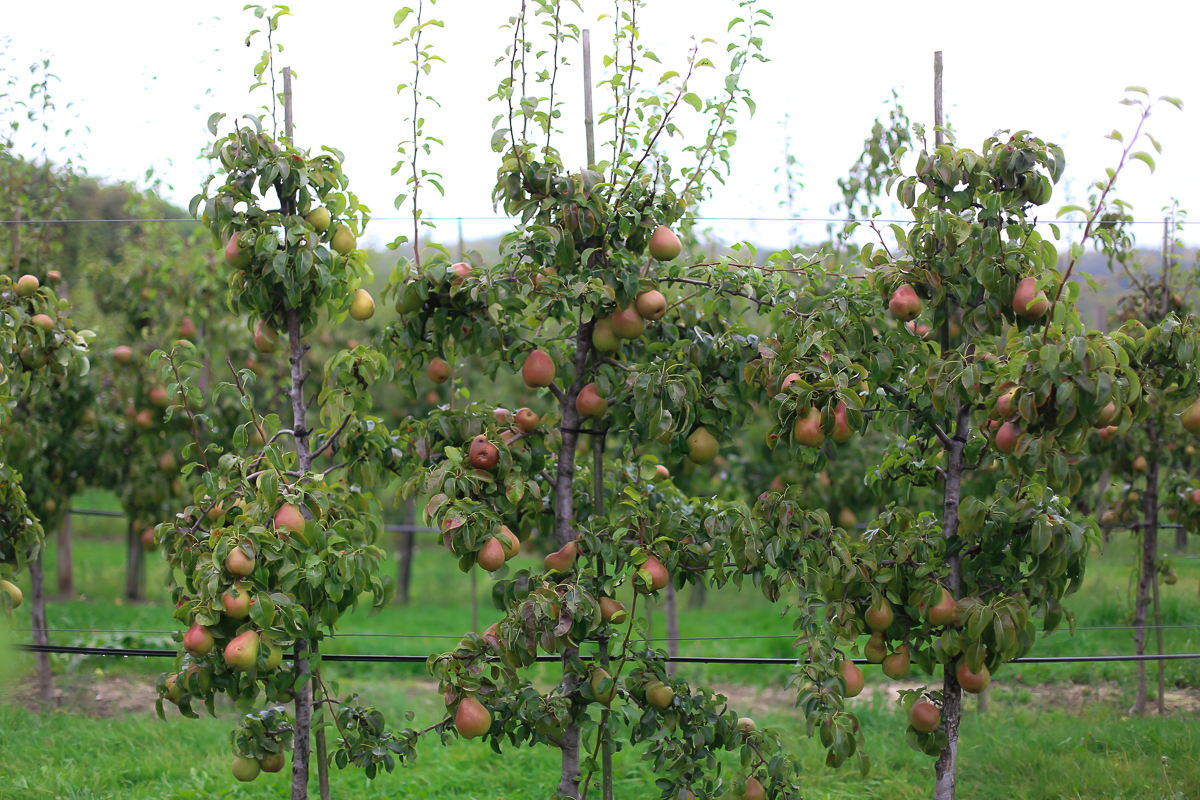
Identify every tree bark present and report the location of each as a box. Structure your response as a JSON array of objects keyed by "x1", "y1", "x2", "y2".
[
  {"x1": 1174, "y1": 526, "x2": 1187, "y2": 554},
  {"x1": 292, "y1": 640, "x2": 312, "y2": 799},
  {"x1": 56, "y1": 513, "x2": 73, "y2": 598},
  {"x1": 30, "y1": 554, "x2": 54, "y2": 710},
  {"x1": 1130, "y1": 440, "x2": 1158, "y2": 716},
  {"x1": 1151, "y1": 569, "x2": 1165, "y2": 716},
  {"x1": 124, "y1": 517, "x2": 144, "y2": 601},
  {"x1": 594, "y1": 433, "x2": 613, "y2": 800},
  {"x1": 664, "y1": 581, "x2": 679, "y2": 678},
  {"x1": 397, "y1": 499, "x2": 416, "y2": 604},
  {"x1": 687, "y1": 581, "x2": 706, "y2": 610}
]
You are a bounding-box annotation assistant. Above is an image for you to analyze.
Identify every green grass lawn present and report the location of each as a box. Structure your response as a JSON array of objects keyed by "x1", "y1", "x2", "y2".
[{"x1": 1, "y1": 492, "x2": 1197, "y2": 798}]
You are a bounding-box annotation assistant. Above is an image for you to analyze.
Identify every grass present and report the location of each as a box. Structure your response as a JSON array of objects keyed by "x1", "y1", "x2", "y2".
[{"x1": 0, "y1": 491, "x2": 1197, "y2": 798}]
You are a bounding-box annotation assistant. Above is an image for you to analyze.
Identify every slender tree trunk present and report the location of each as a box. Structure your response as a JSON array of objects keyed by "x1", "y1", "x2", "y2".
[
  {"x1": 30, "y1": 554, "x2": 53, "y2": 710},
  {"x1": 313, "y1": 645, "x2": 330, "y2": 800},
  {"x1": 552, "y1": 317, "x2": 594, "y2": 799},
  {"x1": 397, "y1": 499, "x2": 416, "y2": 604},
  {"x1": 56, "y1": 514, "x2": 73, "y2": 598},
  {"x1": 664, "y1": 581, "x2": 679, "y2": 678},
  {"x1": 1130, "y1": 444, "x2": 1158, "y2": 716},
  {"x1": 292, "y1": 640, "x2": 312, "y2": 799},
  {"x1": 594, "y1": 432, "x2": 613, "y2": 800},
  {"x1": 1152, "y1": 571, "x2": 1165, "y2": 716},
  {"x1": 1174, "y1": 526, "x2": 1187, "y2": 554},
  {"x1": 124, "y1": 517, "x2": 144, "y2": 601},
  {"x1": 687, "y1": 581, "x2": 706, "y2": 609}
]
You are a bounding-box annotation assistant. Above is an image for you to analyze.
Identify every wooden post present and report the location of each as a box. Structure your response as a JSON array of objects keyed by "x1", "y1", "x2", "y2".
[
  {"x1": 457, "y1": 217, "x2": 464, "y2": 262},
  {"x1": 56, "y1": 513, "x2": 73, "y2": 598},
  {"x1": 664, "y1": 582, "x2": 679, "y2": 678},
  {"x1": 1152, "y1": 575, "x2": 1165, "y2": 715},
  {"x1": 30, "y1": 553, "x2": 53, "y2": 710},
  {"x1": 397, "y1": 499, "x2": 416, "y2": 604},
  {"x1": 934, "y1": 52, "x2": 944, "y2": 147},
  {"x1": 283, "y1": 67, "x2": 294, "y2": 141},
  {"x1": 583, "y1": 30, "x2": 595, "y2": 169}
]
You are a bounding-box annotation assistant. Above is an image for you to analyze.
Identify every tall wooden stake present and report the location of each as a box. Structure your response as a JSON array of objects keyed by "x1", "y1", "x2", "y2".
[{"x1": 583, "y1": 30, "x2": 595, "y2": 169}]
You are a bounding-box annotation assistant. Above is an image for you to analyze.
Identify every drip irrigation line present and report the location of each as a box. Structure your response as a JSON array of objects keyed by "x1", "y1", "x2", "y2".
[{"x1": 14, "y1": 643, "x2": 1200, "y2": 666}]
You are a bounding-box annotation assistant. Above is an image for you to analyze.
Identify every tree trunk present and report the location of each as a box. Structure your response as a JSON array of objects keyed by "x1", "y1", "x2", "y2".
[
  {"x1": 1152, "y1": 570, "x2": 1165, "y2": 716},
  {"x1": 934, "y1": 401, "x2": 970, "y2": 800},
  {"x1": 312, "y1": 644, "x2": 330, "y2": 800},
  {"x1": 124, "y1": 517, "x2": 144, "y2": 601},
  {"x1": 1130, "y1": 446, "x2": 1158, "y2": 716},
  {"x1": 292, "y1": 640, "x2": 312, "y2": 799},
  {"x1": 29, "y1": 554, "x2": 54, "y2": 710},
  {"x1": 593, "y1": 433, "x2": 613, "y2": 800},
  {"x1": 687, "y1": 581, "x2": 706, "y2": 610},
  {"x1": 1174, "y1": 526, "x2": 1187, "y2": 554},
  {"x1": 664, "y1": 581, "x2": 679, "y2": 678},
  {"x1": 397, "y1": 499, "x2": 416, "y2": 604},
  {"x1": 56, "y1": 514, "x2": 73, "y2": 598}
]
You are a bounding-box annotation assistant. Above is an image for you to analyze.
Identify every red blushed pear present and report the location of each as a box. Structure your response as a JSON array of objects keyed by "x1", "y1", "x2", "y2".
[
  {"x1": 1098, "y1": 424, "x2": 1118, "y2": 443},
  {"x1": 150, "y1": 386, "x2": 170, "y2": 408},
  {"x1": 956, "y1": 660, "x2": 991, "y2": 693},
  {"x1": 498, "y1": 525, "x2": 521, "y2": 560},
  {"x1": 1012, "y1": 276, "x2": 1049, "y2": 319},
  {"x1": 654, "y1": 464, "x2": 670, "y2": 482},
  {"x1": 576, "y1": 383, "x2": 608, "y2": 418},
  {"x1": 839, "y1": 659, "x2": 865, "y2": 698},
  {"x1": 996, "y1": 388, "x2": 1018, "y2": 418},
  {"x1": 253, "y1": 321, "x2": 278, "y2": 354},
  {"x1": 514, "y1": 408, "x2": 540, "y2": 432},
  {"x1": 183, "y1": 623, "x2": 215, "y2": 657},
  {"x1": 141, "y1": 528, "x2": 158, "y2": 551},
  {"x1": 908, "y1": 699, "x2": 940, "y2": 732},
  {"x1": 780, "y1": 372, "x2": 801, "y2": 394},
  {"x1": 477, "y1": 537, "x2": 506, "y2": 571},
  {"x1": 924, "y1": 586, "x2": 956, "y2": 627},
  {"x1": 1190, "y1": 488, "x2": 1200, "y2": 506},
  {"x1": 888, "y1": 284, "x2": 922, "y2": 321},
  {"x1": 31, "y1": 314, "x2": 54, "y2": 332},
  {"x1": 113, "y1": 345, "x2": 133, "y2": 365},
  {"x1": 1181, "y1": 398, "x2": 1200, "y2": 435},
  {"x1": 648, "y1": 225, "x2": 682, "y2": 262},
  {"x1": 592, "y1": 317, "x2": 620, "y2": 352},
  {"x1": 1094, "y1": 401, "x2": 1118, "y2": 429},
  {"x1": 831, "y1": 401, "x2": 853, "y2": 443},
  {"x1": 637, "y1": 556, "x2": 669, "y2": 593},
  {"x1": 427, "y1": 357, "x2": 451, "y2": 384},
  {"x1": 636, "y1": 289, "x2": 668, "y2": 321},
  {"x1": 179, "y1": 316, "x2": 197, "y2": 340},
  {"x1": 451, "y1": 261, "x2": 472, "y2": 282},
  {"x1": 522, "y1": 349, "x2": 556, "y2": 388},
  {"x1": 225, "y1": 232, "x2": 252, "y2": 269},
  {"x1": 274, "y1": 503, "x2": 307, "y2": 540},
  {"x1": 742, "y1": 778, "x2": 766, "y2": 800},
  {"x1": 995, "y1": 420, "x2": 1021, "y2": 454},
  {"x1": 225, "y1": 545, "x2": 256, "y2": 577},
  {"x1": 468, "y1": 435, "x2": 500, "y2": 471},
  {"x1": 793, "y1": 407, "x2": 825, "y2": 448},
  {"x1": 611, "y1": 305, "x2": 645, "y2": 339},
  {"x1": 543, "y1": 541, "x2": 578, "y2": 573},
  {"x1": 222, "y1": 582, "x2": 251, "y2": 619},
  {"x1": 881, "y1": 644, "x2": 911, "y2": 680},
  {"x1": 837, "y1": 507, "x2": 857, "y2": 528},
  {"x1": 224, "y1": 630, "x2": 260, "y2": 671},
  {"x1": 16, "y1": 274, "x2": 40, "y2": 296},
  {"x1": 455, "y1": 696, "x2": 492, "y2": 739},
  {"x1": 865, "y1": 596, "x2": 893, "y2": 631}
]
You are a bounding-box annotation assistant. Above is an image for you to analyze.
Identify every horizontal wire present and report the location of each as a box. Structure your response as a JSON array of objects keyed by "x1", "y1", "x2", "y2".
[
  {"x1": 0, "y1": 215, "x2": 1191, "y2": 226},
  {"x1": 14, "y1": 643, "x2": 1200, "y2": 665}
]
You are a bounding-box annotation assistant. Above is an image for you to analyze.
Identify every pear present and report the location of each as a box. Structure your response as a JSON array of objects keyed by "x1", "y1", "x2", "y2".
[
  {"x1": 654, "y1": 465, "x2": 670, "y2": 483},
  {"x1": 455, "y1": 696, "x2": 492, "y2": 738},
  {"x1": 743, "y1": 777, "x2": 765, "y2": 800},
  {"x1": 149, "y1": 387, "x2": 170, "y2": 408},
  {"x1": 888, "y1": 284, "x2": 922, "y2": 321},
  {"x1": 637, "y1": 556, "x2": 670, "y2": 593},
  {"x1": 956, "y1": 660, "x2": 990, "y2": 694},
  {"x1": 591, "y1": 668, "x2": 616, "y2": 706},
  {"x1": 253, "y1": 321, "x2": 278, "y2": 354},
  {"x1": 611, "y1": 305, "x2": 645, "y2": 339},
  {"x1": 1093, "y1": 401, "x2": 1118, "y2": 429},
  {"x1": 636, "y1": 290, "x2": 668, "y2": 321},
  {"x1": 113, "y1": 345, "x2": 133, "y2": 365},
  {"x1": 686, "y1": 427, "x2": 719, "y2": 465},
  {"x1": 31, "y1": 314, "x2": 54, "y2": 332},
  {"x1": 477, "y1": 537, "x2": 506, "y2": 571},
  {"x1": 258, "y1": 752, "x2": 286, "y2": 773},
  {"x1": 522, "y1": 350, "x2": 556, "y2": 388},
  {"x1": 231, "y1": 755, "x2": 261, "y2": 782},
  {"x1": 837, "y1": 507, "x2": 857, "y2": 528},
  {"x1": 864, "y1": 632, "x2": 886, "y2": 663},
  {"x1": 831, "y1": 401, "x2": 853, "y2": 443},
  {"x1": 925, "y1": 587, "x2": 956, "y2": 627},
  {"x1": 780, "y1": 372, "x2": 801, "y2": 393},
  {"x1": 1012, "y1": 276, "x2": 1049, "y2": 319},
  {"x1": 495, "y1": 408, "x2": 511, "y2": 426},
  {"x1": 1132, "y1": 455, "x2": 1148, "y2": 473},
  {"x1": 498, "y1": 525, "x2": 521, "y2": 560},
  {"x1": 224, "y1": 630, "x2": 260, "y2": 671},
  {"x1": 645, "y1": 680, "x2": 675, "y2": 710},
  {"x1": 865, "y1": 596, "x2": 893, "y2": 631},
  {"x1": 1182, "y1": 397, "x2": 1200, "y2": 434},
  {"x1": 274, "y1": 503, "x2": 307, "y2": 539},
  {"x1": 576, "y1": 383, "x2": 608, "y2": 418},
  {"x1": 179, "y1": 316, "x2": 197, "y2": 340},
  {"x1": 592, "y1": 318, "x2": 620, "y2": 352},
  {"x1": 141, "y1": 528, "x2": 158, "y2": 551},
  {"x1": 261, "y1": 635, "x2": 284, "y2": 670},
  {"x1": 159, "y1": 452, "x2": 177, "y2": 473},
  {"x1": 840, "y1": 659, "x2": 864, "y2": 698},
  {"x1": 648, "y1": 226, "x2": 682, "y2": 262},
  {"x1": 543, "y1": 541, "x2": 578, "y2": 573},
  {"x1": 395, "y1": 281, "x2": 424, "y2": 315},
  {"x1": 15, "y1": 274, "x2": 40, "y2": 297},
  {"x1": 427, "y1": 357, "x2": 451, "y2": 384},
  {"x1": 794, "y1": 407, "x2": 825, "y2": 448},
  {"x1": 221, "y1": 582, "x2": 252, "y2": 619},
  {"x1": 183, "y1": 623, "x2": 215, "y2": 657},
  {"x1": 995, "y1": 421, "x2": 1020, "y2": 454},
  {"x1": 736, "y1": 717, "x2": 756, "y2": 734},
  {"x1": 996, "y1": 389, "x2": 1018, "y2": 418},
  {"x1": 226, "y1": 545, "x2": 256, "y2": 577},
  {"x1": 908, "y1": 699, "x2": 940, "y2": 732},
  {"x1": 349, "y1": 289, "x2": 375, "y2": 321},
  {"x1": 599, "y1": 597, "x2": 628, "y2": 624},
  {"x1": 331, "y1": 224, "x2": 357, "y2": 255},
  {"x1": 881, "y1": 644, "x2": 910, "y2": 680},
  {"x1": 306, "y1": 207, "x2": 331, "y2": 232},
  {"x1": 468, "y1": 435, "x2": 500, "y2": 471},
  {"x1": 451, "y1": 262, "x2": 472, "y2": 282},
  {"x1": 515, "y1": 408, "x2": 540, "y2": 432},
  {"x1": 225, "y1": 232, "x2": 252, "y2": 269},
  {"x1": 0, "y1": 579, "x2": 23, "y2": 609}
]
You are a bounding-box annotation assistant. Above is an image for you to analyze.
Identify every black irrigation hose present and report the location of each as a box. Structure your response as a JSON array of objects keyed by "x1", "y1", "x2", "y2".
[{"x1": 15, "y1": 643, "x2": 1200, "y2": 666}]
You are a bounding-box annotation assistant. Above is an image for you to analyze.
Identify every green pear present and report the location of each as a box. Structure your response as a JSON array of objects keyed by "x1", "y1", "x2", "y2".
[
  {"x1": 224, "y1": 630, "x2": 260, "y2": 671},
  {"x1": 331, "y1": 224, "x2": 357, "y2": 255},
  {"x1": 306, "y1": 207, "x2": 331, "y2": 232}
]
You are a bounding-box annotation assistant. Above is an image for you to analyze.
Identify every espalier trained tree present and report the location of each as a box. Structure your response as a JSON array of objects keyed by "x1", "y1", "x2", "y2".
[
  {"x1": 378, "y1": 2, "x2": 822, "y2": 798},
  {"x1": 153, "y1": 7, "x2": 422, "y2": 799},
  {"x1": 757, "y1": 87, "x2": 1181, "y2": 799}
]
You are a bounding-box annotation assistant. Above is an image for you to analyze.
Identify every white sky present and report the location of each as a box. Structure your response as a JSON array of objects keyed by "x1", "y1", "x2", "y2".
[{"x1": 5, "y1": 0, "x2": 1200, "y2": 251}]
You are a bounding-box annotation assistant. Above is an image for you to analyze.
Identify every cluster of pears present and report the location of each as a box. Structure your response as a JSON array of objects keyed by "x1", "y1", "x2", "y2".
[{"x1": 230, "y1": 749, "x2": 287, "y2": 782}]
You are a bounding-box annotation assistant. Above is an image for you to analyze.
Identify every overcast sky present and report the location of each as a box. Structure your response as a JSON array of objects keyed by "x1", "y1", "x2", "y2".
[{"x1": 5, "y1": 0, "x2": 1200, "y2": 251}]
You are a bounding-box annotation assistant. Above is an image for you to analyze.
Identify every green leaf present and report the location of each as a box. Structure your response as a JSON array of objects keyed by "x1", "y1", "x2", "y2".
[
  {"x1": 682, "y1": 93, "x2": 702, "y2": 112},
  {"x1": 1130, "y1": 152, "x2": 1156, "y2": 173}
]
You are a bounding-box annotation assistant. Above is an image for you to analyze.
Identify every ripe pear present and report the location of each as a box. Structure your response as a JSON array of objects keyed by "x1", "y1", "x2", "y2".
[
  {"x1": 225, "y1": 233, "x2": 252, "y2": 269},
  {"x1": 637, "y1": 556, "x2": 670, "y2": 593},
  {"x1": 455, "y1": 696, "x2": 492, "y2": 738},
  {"x1": 956, "y1": 660, "x2": 990, "y2": 693},
  {"x1": 863, "y1": 632, "x2": 886, "y2": 663},
  {"x1": 794, "y1": 407, "x2": 825, "y2": 448},
  {"x1": 743, "y1": 777, "x2": 766, "y2": 800},
  {"x1": 645, "y1": 680, "x2": 675, "y2": 710},
  {"x1": 226, "y1": 545, "x2": 256, "y2": 577},
  {"x1": 591, "y1": 668, "x2": 616, "y2": 705},
  {"x1": 686, "y1": 427, "x2": 719, "y2": 465},
  {"x1": 840, "y1": 659, "x2": 865, "y2": 698},
  {"x1": 636, "y1": 290, "x2": 668, "y2": 321},
  {"x1": 996, "y1": 389, "x2": 1018, "y2": 419},
  {"x1": 427, "y1": 357, "x2": 451, "y2": 384},
  {"x1": 1183, "y1": 398, "x2": 1200, "y2": 435},
  {"x1": 0, "y1": 579, "x2": 24, "y2": 609},
  {"x1": 736, "y1": 717, "x2": 757, "y2": 734},
  {"x1": 149, "y1": 386, "x2": 170, "y2": 408},
  {"x1": 349, "y1": 289, "x2": 376, "y2": 321},
  {"x1": 865, "y1": 596, "x2": 893, "y2": 631},
  {"x1": 888, "y1": 284, "x2": 922, "y2": 321},
  {"x1": 178, "y1": 316, "x2": 197, "y2": 340},
  {"x1": 222, "y1": 582, "x2": 252, "y2": 619},
  {"x1": 451, "y1": 262, "x2": 472, "y2": 282},
  {"x1": 599, "y1": 597, "x2": 628, "y2": 624},
  {"x1": 654, "y1": 464, "x2": 670, "y2": 483},
  {"x1": 163, "y1": 673, "x2": 186, "y2": 704},
  {"x1": 576, "y1": 383, "x2": 608, "y2": 418},
  {"x1": 1094, "y1": 401, "x2": 1118, "y2": 429},
  {"x1": 612, "y1": 305, "x2": 645, "y2": 339},
  {"x1": 396, "y1": 281, "x2": 424, "y2": 315},
  {"x1": 1132, "y1": 455, "x2": 1148, "y2": 473},
  {"x1": 1012, "y1": 276, "x2": 1049, "y2": 319},
  {"x1": 543, "y1": 541, "x2": 578, "y2": 572},
  {"x1": 1098, "y1": 424, "x2": 1118, "y2": 443},
  {"x1": 831, "y1": 401, "x2": 853, "y2": 443},
  {"x1": 780, "y1": 373, "x2": 801, "y2": 394},
  {"x1": 261, "y1": 635, "x2": 284, "y2": 670},
  {"x1": 259, "y1": 752, "x2": 286, "y2": 773},
  {"x1": 16, "y1": 274, "x2": 40, "y2": 297},
  {"x1": 331, "y1": 224, "x2": 357, "y2": 255},
  {"x1": 477, "y1": 537, "x2": 506, "y2": 571},
  {"x1": 515, "y1": 408, "x2": 540, "y2": 432},
  {"x1": 468, "y1": 435, "x2": 500, "y2": 471},
  {"x1": 495, "y1": 408, "x2": 511, "y2": 426},
  {"x1": 925, "y1": 587, "x2": 956, "y2": 627},
  {"x1": 908, "y1": 699, "x2": 940, "y2": 732},
  {"x1": 1165, "y1": 570, "x2": 1178, "y2": 585},
  {"x1": 253, "y1": 321, "x2": 278, "y2": 354},
  {"x1": 498, "y1": 525, "x2": 521, "y2": 560},
  {"x1": 648, "y1": 225, "x2": 682, "y2": 262},
  {"x1": 31, "y1": 314, "x2": 54, "y2": 332},
  {"x1": 231, "y1": 755, "x2": 261, "y2": 782},
  {"x1": 837, "y1": 507, "x2": 857, "y2": 528},
  {"x1": 995, "y1": 421, "x2": 1020, "y2": 454},
  {"x1": 306, "y1": 207, "x2": 331, "y2": 232},
  {"x1": 274, "y1": 503, "x2": 307, "y2": 539},
  {"x1": 224, "y1": 630, "x2": 260, "y2": 671},
  {"x1": 881, "y1": 644, "x2": 910, "y2": 680},
  {"x1": 183, "y1": 623, "x2": 215, "y2": 657},
  {"x1": 141, "y1": 528, "x2": 158, "y2": 551},
  {"x1": 159, "y1": 452, "x2": 177, "y2": 473},
  {"x1": 522, "y1": 350, "x2": 556, "y2": 388},
  {"x1": 592, "y1": 317, "x2": 620, "y2": 352},
  {"x1": 113, "y1": 345, "x2": 133, "y2": 365}
]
